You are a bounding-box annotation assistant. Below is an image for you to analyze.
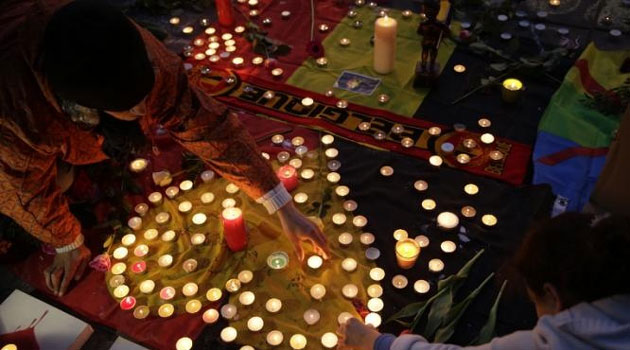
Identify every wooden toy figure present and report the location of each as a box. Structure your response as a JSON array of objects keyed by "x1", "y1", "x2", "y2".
[{"x1": 414, "y1": 0, "x2": 451, "y2": 87}]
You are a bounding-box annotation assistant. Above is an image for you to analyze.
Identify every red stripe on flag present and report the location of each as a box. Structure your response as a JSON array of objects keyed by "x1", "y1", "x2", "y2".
[
  {"x1": 537, "y1": 146, "x2": 609, "y2": 166},
  {"x1": 575, "y1": 59, "x2": 608, "y2": 96}
]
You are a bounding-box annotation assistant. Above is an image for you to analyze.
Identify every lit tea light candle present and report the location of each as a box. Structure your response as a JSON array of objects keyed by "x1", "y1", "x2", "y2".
[
  {"x1": 111, "y1": 262, "x2": 126, "y2": 275},
  {"x1": 289, "y1": 158, "x2": 302, "y2": 169},
  {"x1": 139, "y1": 280, "x2": 155, "y2": 294},
  {"x1": 179, "y1": 180, "x2": 193, "y2": 192},
  {"x1": 205, "y1": 26, "x2": 217, "y2": 35},
  {"x1": 267, "y1": 251, "x2": 289, "y2": 269},
  {"x1": 300, "y1": 97, "x2": 314, "y2": 107},
  {"x1": 249, "y1": 9, "x2": 260, "y2": 17},
  {"x1": 321, "y1": 333, "x2": 339, "y2": 349},
  {"x1": 303, "y1": 308, "x2": 320, "y2": 325},
  {"x1": 225, "y1": 183, "x2": 240, "y2": 194},
  {"x1": 206, "y1": 287, "x2": 223, "y2": 302},
  {"x1": 192, "y1": 213, "x2": 207, "y2": 225},
  {"x1": 194, "y1": 52, "x2": 206, "y2": 61},
  {"x1": 182, "y1": 258, "x2": 197, "y2": 272},
  {"x1": 339, "y1": 37, "x2": 351, "y2": 46},
  {"x1": 338, "y1": 232, "x2": 353, "y2": 247},
  {"x1": 366, "y1": 247, "x2": 381, "y2": 260},
  {"x1": 158, "y1": 254, "x2": 173, "y2": 267},
  {"x1": 222, "y1": 198, "x2": 236, "y2": 208},
  {"x1": 342, "y1": 284, "x2": 359, "y2": 298},
  {"x1": 343, "y1": 200, "x2": 358, "y2": 212},
  {"x1": 393, "y1": 229, "x2": 408, "y2": 241},
  {"x1": 277, "y1": 165, "x2": 299, "y2": 191},
  {"x1": 182, "y1": 26, "x2": 194, "y2": 34},
  {"x1": 131, "y1": 261, "x2": 146, "y2": 274},
  {"x1": 295, "y1": 145, "x2": 308, "y2": 157},
  {"x1": 128, "y1": 216, "x2": 142, "y2": 231},
  {"x1": 396, "y1": 238, "x2": 421, "y2": 269},
  {"x1": 437, "y1": 212, "x2": 459, "y2": 230},
  {"x1": 456, "y1": 154, "x2": 471, "y2": 164},
  {"x1": 414, "y1": 180, "x2": 429, "y2": 192},
  {"x1": 247, "y1": 316, "x2": 264, "y2": 332},
  {"x1": 441, "y1": 240, "x2": 457, "y2": 253},
  {"x1": 155, "y1": 212, "x2": 170, "y2": 225},
  {"x1": 482, "y1": 214, "x2": 498, "y2": 227},
  {"x1": 401, "y1": 137, "x2": 414, "y2": 148},
  {"x1": 160, "y1": 286, "x2": 176, "y2": 300},
  {"x1": 380, "y1": 166, "x2": 394, "y2": 176},
  {"x1": 319, "y1": 24, "x2": 329, "y2": 32},
  {"x1": 109, "y1": 275, "x2": 125, "y2": 288},
  {"x1": 461, "y1": 206, "x2": 477, "y2": 218},
  {"x1": 422, "y1": 199, "x2": 437, "y2": 210},
  {"x1": 501, "y1": 78, "x2": 523, "y2": 103},
  {"x1": 144, "y1": 228, "x2": 159, "y2": 240},
  {"x1": 324, "y1": 148, "x2": 339, "y2": 159},
  {"x1": 221, "y1": 304, "x2": 238, "y2": 319},
  {"x1": 360, "y1": 232, "x2": 375, "y2": 245},
  {"x1": 134, "y1": 244, "x2": 149, "y2": 257},
  {"x1": 266, "y1": 298, "x2": 282, "y2": 313},
  {"x1": 370, "y1": 267, "x2": 385, "y2": 281},
  {"x1": 414, "y1": 235, "x2": 430, "y2": 248},
  {"x1": 200, "y1": 169, "x2": 215, "y2": 182},
  {"x1": 307, "y1": 255, "x2": 323, "y2": 269},
  {"x1": 134, "y1": 203, "x2": 148, "y2": 217},
  {"x1": 220, "y1": 327, "x2": 238, "y2": 343},
  {"x1": 353, "y1": 215, "x2": 367, "y2": 227},
  {"x1": 234, "y1": 26, "x2": 245, "y2": 34},
  {"x1": 414, "y1": 280, "x2": 431, "y2": 294},
  {"x1": 358, "y1": 122, "x2": 371, "y2": 131},
  {"x1": 378, "y1": 94, "x2": 391, "y2": 104},
  {"x1": 232, "y1": 57, "x2": 244, "y2": 68},
  {"x1": 293, "y1": 192, "x2": 308, "y2": 204},
  {"x1": 121, "y1": 234, "x2": 136, "y2": 246},
  {"x1": 489, "y1": 150, "x2": 505, "y2": 161},
  {"x1": 478, "y1": 118, "x2": 492, "y2": 127},
  {"x1": 463, "y1": 138, "x2": 477, "y2": 150},
  {"x1": 365, "y1": 313, "x2": 382, "y2": 328},
  {"x1": 238, "y1": 270, "x2": 253, "y2": 284},
  {"x1": 327, "y1": 172, "x2": 341, "y2": 183},
  {"x1": 453, "y1": 64, "x2": 466, "y2": 73},
  {"x1": 161, "y1": 229, "x2": 176, "y2": 242},
  {"x1": 271, "y1": 68, "x2": 284, "y2": 77},
  {"x1": 252, "y1": 56, "x2": 264, "y2": 65},
  {"x1": 203, "y1": 308, "x2": 220, "y2": 324},
  {"x1": 178, "y1": 201, "x2": 193, "y2": 214},
  {"x1": 342, "y1": 257, "x2": 358, "y2": 272},
  {"x1": 186, "y1": 299, "x2": 202, "y2": 314},
  {"x1": 300, "y1": 168, "x2": 315, "y2": 180},
  {"x1": 113, "y1": 284, "x2": 130, "y2": 298},
  {"x1": 182, "y1": 282, "x2": 199, "y2": 297},
  {"x1": 133, "y1": 305, "x2": 150, "y2": 319},
  {"x1": 165, "y1": 186, "x2": 179, "y2": 199},
  {"x1": 429, "y1": 258, "x2": 445, "y2": 273},
  {"x1": 290, "y1": 334, "x2": 307, "y2": 350},
  {"x1": 224, "y1": 39, "x2": 236, "y2": 47},
  {"x1": 158, "y1": 304, "x2": 174, "y2": 318},
  {"x1": 176, "y1": 337, "x2": 193, "y2": 350},
  {"x1": 367, "y1": 284, "x2": 384, "y2": 298},
  {"x1": 328, "y1": 160, "x2": 342, "y2": 171},
  {"x1": 169, "y1": 17, "x2": 180, "y2": 25},
  {"x1": 190, "y1": 233, "x2": 206, "y2": 245},
  {"x1": 193, "y1": 38, "x2": 205, "y2": 47},
  {"x1": 120, "y1": 296, "x2": 136, "y2": 311},
  {"x1": 549, "y1": 0, "x2": 560, "y2": 7},
  {"x1": 208, "y1": 42, "x2": 220, "y2": 50},
  {"x1": 464, "y1": 183, "x2": 479, "y2": 195},
  {"x1": 310, "y1": 284, "x2": 326, "y2": 300},
  {"x1": 332, "y1": 213, "x2": 347, "y2": 225},
  {"x1": 368, "y1": 297, "x2": 385, "y2": 312},
  {"x1": 480, "y1": 133, "x2": 495, "y2": 144},
  {"x1": 239, "y1": 291, "x2": 256, "y2": 306},
  {"x1": 267, "y1": 330, "x2": 284, "y2": 346},
  {"x1": 429, "y1": 155, "x2": 443, "y2": 167}
]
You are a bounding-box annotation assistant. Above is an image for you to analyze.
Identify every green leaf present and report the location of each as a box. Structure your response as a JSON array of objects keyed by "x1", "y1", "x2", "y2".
[
  {"x1": 489, "y1": 63, "x2": 508, "y2": 72},
  {"x1": 474, "y1": 280, "x2": 508, "y2": 345},
  {"x1": 422, "y1": 249, "x2": 485, "y2": 339},
  {"x1": 433, "y1": 273, "x2": 495, "y2": 343},
  {"x1": 411, "y1": 287, "x2": 450, "y2": 333},
  {"x1": 386, "y1": 301, "x2": 427, "y2": 323}
]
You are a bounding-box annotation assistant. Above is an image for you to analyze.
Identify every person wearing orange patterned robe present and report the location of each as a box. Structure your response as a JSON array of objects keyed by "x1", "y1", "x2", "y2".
[{"x1": 0, "y1": 0, "x2": 329, "y2": 297}]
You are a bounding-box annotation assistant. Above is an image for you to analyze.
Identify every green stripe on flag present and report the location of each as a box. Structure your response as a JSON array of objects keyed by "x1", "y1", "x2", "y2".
[{"x1": 286, "y1": 7, "x2": 457, "y2": 117}]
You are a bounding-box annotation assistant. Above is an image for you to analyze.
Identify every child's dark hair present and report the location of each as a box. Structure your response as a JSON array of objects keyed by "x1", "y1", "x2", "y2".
[{"x1": 515, "y1": 212, "x2": 630, "y2": 308}]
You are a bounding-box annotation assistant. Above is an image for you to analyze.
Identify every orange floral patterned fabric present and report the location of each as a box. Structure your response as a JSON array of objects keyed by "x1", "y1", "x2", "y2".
[{"x1": 0, "y1": 0, "x2": 279, "y2": 247}]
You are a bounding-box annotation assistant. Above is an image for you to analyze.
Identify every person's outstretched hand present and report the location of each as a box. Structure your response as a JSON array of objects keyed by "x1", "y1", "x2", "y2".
[
  {"x1": 337, "y1": 317, "x2": 381, "y2": 350},
  {"x1": 44, "y1": 244, "x2": 91, "y2": 297},
  {"x1": 277, "y1": 202, "x2": 330, "y2": 262}
]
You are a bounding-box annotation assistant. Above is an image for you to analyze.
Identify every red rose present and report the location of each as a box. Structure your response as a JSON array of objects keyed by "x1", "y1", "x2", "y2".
[{"x1": 89, "y1": 253, "x2": 111, "y2": 272}]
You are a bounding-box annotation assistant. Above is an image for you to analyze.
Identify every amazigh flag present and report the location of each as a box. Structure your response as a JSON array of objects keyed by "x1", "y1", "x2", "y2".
[{"x1": 533, "y1": 43, "x2": 630, "y2": 211}]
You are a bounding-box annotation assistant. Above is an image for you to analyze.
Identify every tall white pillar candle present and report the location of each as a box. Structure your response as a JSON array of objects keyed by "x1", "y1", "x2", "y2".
[{"x1": 373, "y1": 16, "x2": 398, "y2": 74}]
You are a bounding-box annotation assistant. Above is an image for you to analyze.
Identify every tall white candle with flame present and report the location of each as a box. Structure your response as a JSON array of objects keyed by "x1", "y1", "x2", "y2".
[{"x1": 373, "y1": 16, "x2": 398, "y2": 74}]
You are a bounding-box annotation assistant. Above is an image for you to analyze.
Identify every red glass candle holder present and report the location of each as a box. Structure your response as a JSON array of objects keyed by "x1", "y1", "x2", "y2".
[
  {"x1": 222, "y1": 207, "x2": 248, "y2": 252},
  {"x1": 277, "y1": 165, "x2": 298, "y2": 192}
]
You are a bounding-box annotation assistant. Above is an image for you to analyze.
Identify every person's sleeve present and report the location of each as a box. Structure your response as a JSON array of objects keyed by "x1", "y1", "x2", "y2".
[
  {"x1": 387, "y1": 331, "x2": 534, "y2": 350},
  {"x1": 0, "y1": 153, "x2": 82, "y2": 249},
  {"x1": 138, "y1": 26, "x2": 289, "y2": 214}
]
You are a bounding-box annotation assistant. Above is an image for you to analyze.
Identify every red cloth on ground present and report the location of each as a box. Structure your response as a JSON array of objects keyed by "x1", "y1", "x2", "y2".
[{"x1": 0, "y1": 328, "x2": 40, "y2": 350}]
